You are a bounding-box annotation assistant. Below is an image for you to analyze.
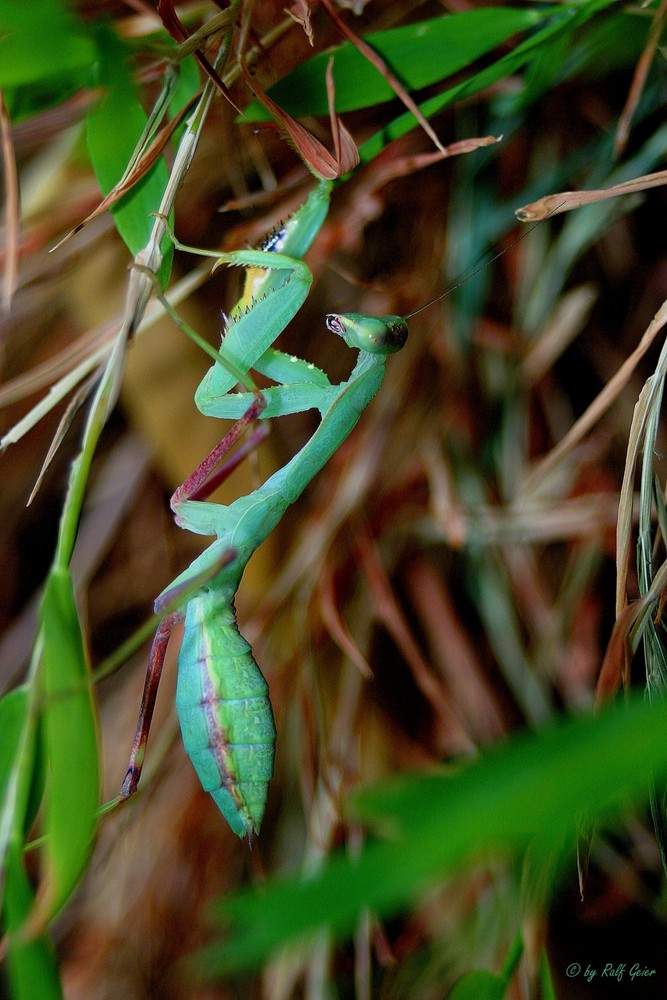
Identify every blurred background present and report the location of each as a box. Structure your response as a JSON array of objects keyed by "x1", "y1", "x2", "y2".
[{"x1": 2, "y1": 1, "x2": 667, "y2": 997}]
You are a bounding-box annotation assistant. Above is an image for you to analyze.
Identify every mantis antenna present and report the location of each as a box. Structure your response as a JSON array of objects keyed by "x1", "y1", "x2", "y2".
[{"x1": 404, "y1": 205, "x2": 564, "y2": 321}]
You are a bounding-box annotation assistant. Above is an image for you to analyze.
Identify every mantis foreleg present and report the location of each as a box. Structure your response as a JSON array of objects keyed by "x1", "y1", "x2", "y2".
[
  {"x1": 170, "y1": 393, "x2": 266, "y2": 519},
  {"x1": 159, "y1": 181, "x2": 335, "y2": 417}
]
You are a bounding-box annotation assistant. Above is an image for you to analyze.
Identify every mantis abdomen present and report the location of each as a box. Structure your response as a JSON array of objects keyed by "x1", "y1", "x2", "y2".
[{"x1": 175, "y1": 589, "x2": 276, "y2": 837}]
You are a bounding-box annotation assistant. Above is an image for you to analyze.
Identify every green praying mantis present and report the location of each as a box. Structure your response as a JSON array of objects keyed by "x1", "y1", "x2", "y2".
[
  {"x1": 120, "y1": 177, "x2": 410, "y2": 838},
  {"x1": 120, "y1": 175, "x2": 535, "y2": 838}
]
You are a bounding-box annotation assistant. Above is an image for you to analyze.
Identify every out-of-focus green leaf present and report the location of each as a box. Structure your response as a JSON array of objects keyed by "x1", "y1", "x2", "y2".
[
  {"x1": 495, "y1": 3, "x2": 649, "y2": 115},
  {"x1": 0, "y1": 0, "x2": 94, "y2": 88},
  {"x1": 447, "y1": 970, "x2": 507, "y2": 1000},
  {"x1": 202, "y1": 696, "x2": 667, "y2": 972},
  {"x1": 3, "y1": 843, "x2": 63, "y2": 1000},
  {"x1": 357, "y1": 0, "x2": 618, "y2": 162},
  {"x1": 29, "y1": 569, "x2": 99, "y2": 930},
  {"x1": 244, "y1": 8, "x2": 556, "y2": 121},
  {"x1": 85, "y1": 24, "x2": 173, "y2": 284},
  {"x1": 0, "y1": 687, "x2": 30, "y2": 804},
  {"x1": 558, "y1": 3, "x2": 653, "y2": 84}
]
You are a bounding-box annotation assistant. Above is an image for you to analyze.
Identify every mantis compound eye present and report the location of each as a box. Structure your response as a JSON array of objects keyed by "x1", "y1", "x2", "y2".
[{"x1": 325, "y1": 313, "x2": 408, "y2": 354}]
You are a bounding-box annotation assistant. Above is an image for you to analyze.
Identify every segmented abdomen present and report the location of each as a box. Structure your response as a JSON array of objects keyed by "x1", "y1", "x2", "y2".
[{"x1": 176, "y1": 591, "x2": 276, "y2": 837}]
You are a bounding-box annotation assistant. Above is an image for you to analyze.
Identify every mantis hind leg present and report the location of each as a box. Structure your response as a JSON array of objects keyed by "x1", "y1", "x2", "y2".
[{"x1": 120, "y1": 610, "x2": 181, "y2": 800}]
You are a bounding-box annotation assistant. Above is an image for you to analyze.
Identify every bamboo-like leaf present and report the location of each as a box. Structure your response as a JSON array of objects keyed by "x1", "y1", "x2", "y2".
[
  {"x1": 3, "y1": 843, "x2": 63, "y2": 1000},
  {"x1": 319, "y1": 0, "x2": 448, "y2": 156},
  {"x1": 0, "y1": 688, "x2": 30, "y2": 807},
  {"x1": 6, "y1": 267, "x2": 127, "y2": 944},
  {"x1": 0, "y1": 687, "x2": 35, "y2": 903},
  {"x1": 23, "y1": 570, "x2": 99, "y2": 935},
  {"x1": 357, "y1": 0, "x2": 618, "y2": 163},
  {"x1": 0, "y1": 688, "x2": 61, "y2": 998}
]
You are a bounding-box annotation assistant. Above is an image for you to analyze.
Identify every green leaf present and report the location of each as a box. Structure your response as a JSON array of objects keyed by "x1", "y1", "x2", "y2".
[
  {"x1": 85, "y1": 24, "x2": 172, "y2": 284},
  {"x1": 244, "y1": 8, "x2": 556, "y2": 120},
  {"x1": 3, "y1": 843, "x2": 63, "y2": 1000},
  {"x1": 0, "y1": 680, "x2": 72, "y2": 998},
  {"x1": 202, "y1": 695, "x2": 667, "y2": 972},
  {"x1": 0, "y1": 686, "x2": 60, "y2": 998},
  {"x1": 32, "y1": 569, "x2": 99, "y2": 927},
  {"x1": 0, "y1": 0, "x2": 94, "y2": 88},
  {"x1": 447, "y1": 970, "x2": 507, "y2": 1000}
]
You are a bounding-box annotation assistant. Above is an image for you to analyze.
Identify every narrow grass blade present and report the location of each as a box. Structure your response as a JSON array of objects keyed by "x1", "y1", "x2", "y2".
[{"x1": 447, "y1": 970, "x2": 506, "y2": 999}]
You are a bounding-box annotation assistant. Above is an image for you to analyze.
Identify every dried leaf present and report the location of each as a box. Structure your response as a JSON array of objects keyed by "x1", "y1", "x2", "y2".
[
  {"x1": 285, "y1": 1, "x2": 314, "y2": 46},
  {"x1": 516, "y1": 168, "x2": 667, "y2": 221},
  {"x1": 51, "y1": 96, "x2": 196, "y2": 252},
  {"x1": 27, "y1": 373, "x2": 100, "y2": 506},
  {"x1": 523, "y1": 298, "x2": 667, "y2": 495},
  {"x1": 595, "y1": 601, "x2": 637, "y2": 705},
  {"x1": 324, "y1": 59, "x2": 359, "y2": 177},
  {"x1": 357, "y1": 535, "x2": 475, "y2": 754},
  {"x1": 318, "y1": 569, "x2": 373, "y2": 679},
  {"x1": 241, "y1": 58, "x2": 358, "y2": 179}
]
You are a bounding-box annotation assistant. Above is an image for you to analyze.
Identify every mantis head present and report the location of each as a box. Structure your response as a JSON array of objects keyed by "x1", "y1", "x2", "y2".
[{"x1": 325, "y1": 312, "x2": 408, "y2": 354}]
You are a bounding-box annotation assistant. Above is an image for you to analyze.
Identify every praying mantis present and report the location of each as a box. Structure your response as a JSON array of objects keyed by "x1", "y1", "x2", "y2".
[{"x1": 120, "y1": 177, "x2": 409, "y2": 838}]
